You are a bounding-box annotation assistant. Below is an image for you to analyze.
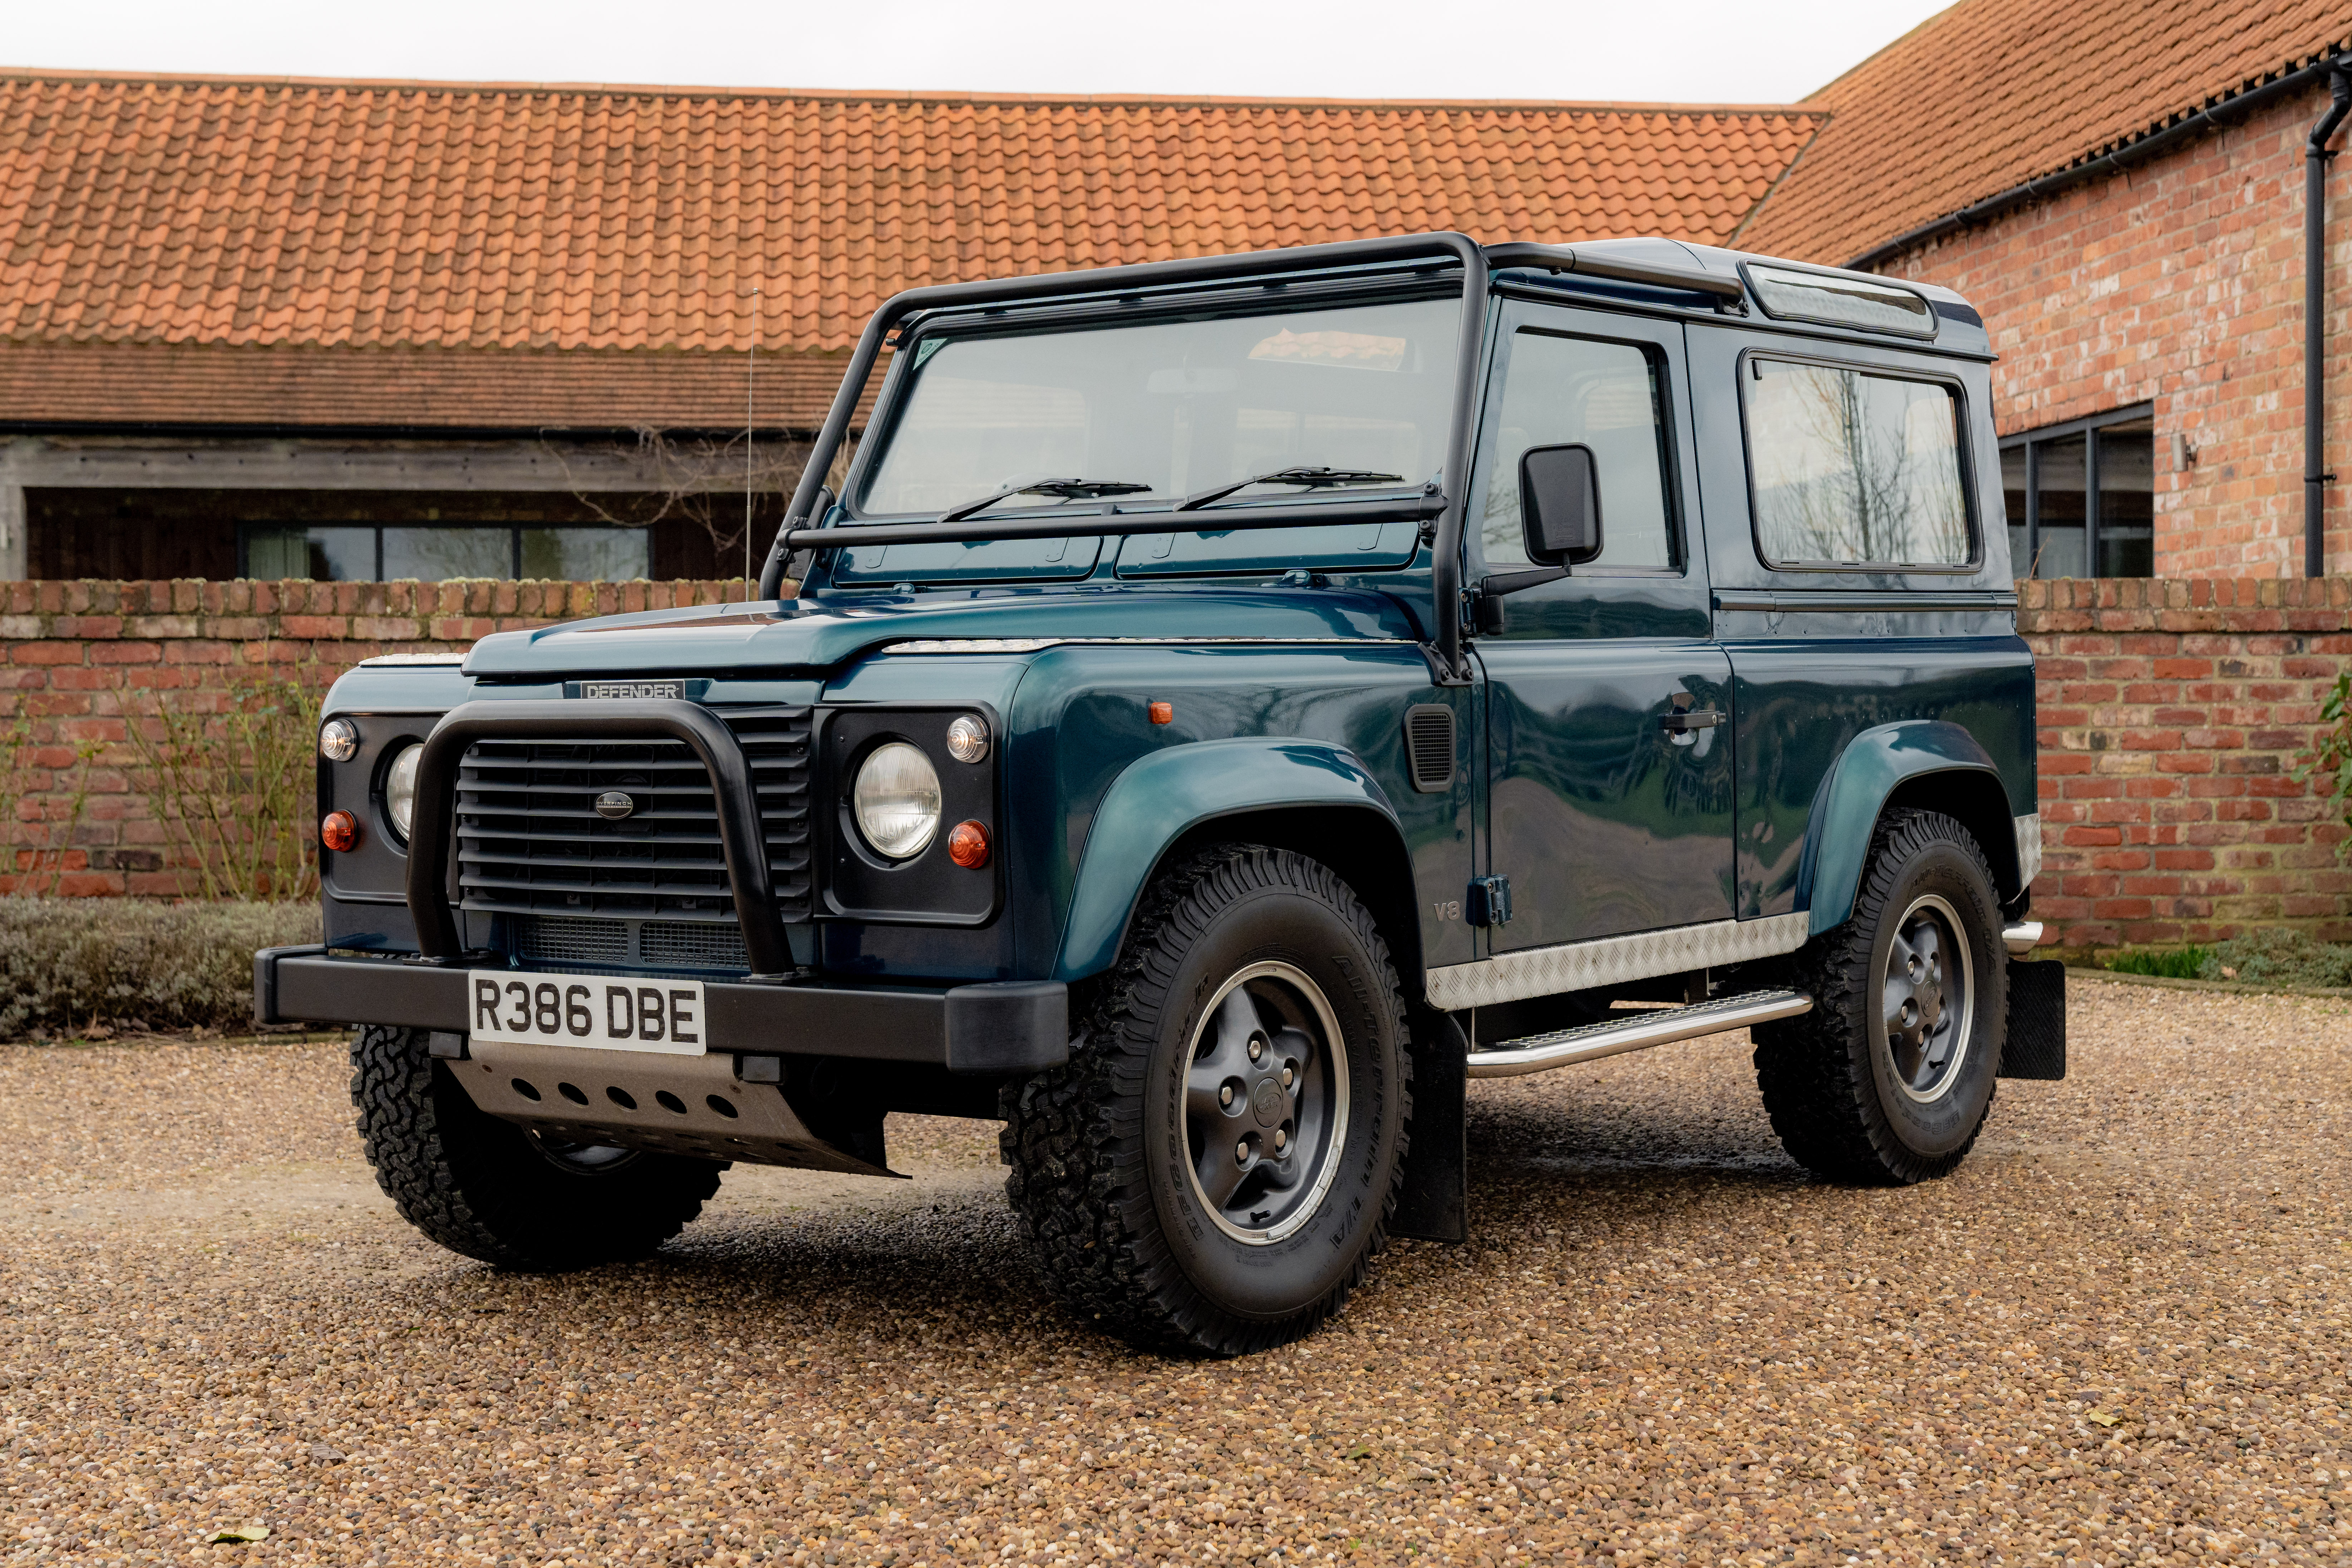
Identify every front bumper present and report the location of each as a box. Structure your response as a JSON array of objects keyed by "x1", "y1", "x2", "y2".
[{"x1": 253, "y1": 945, "x2": 1068, "y2": 1076}]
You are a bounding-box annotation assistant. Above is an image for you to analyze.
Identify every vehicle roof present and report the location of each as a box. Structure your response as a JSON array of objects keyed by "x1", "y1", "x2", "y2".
[{"x1": 1490, "y1": 236, "x2": 1990, "y2": 355}]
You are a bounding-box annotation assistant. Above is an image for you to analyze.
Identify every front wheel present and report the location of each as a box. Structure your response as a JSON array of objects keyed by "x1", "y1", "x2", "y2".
[
  {"x1": 1001, "y1": 846, "x2": 1411, "y2": 1355},
  {"x1": 1753, "y1": 807, "x2": 2007, "y2": 1184},
  {"x1": 350, "y1": 1024, "x2": 725, "y2": 1269}
]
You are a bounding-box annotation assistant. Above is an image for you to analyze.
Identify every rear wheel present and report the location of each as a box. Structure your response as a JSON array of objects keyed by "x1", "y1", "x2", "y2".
[
  {"x1": 349, "y1": 1024, "x2": 724, "y2": 1269},
  {"x1": 1001, "y1": 846, "x2": 1411, "y2": 1355},
  {"x1": 1753, "y1": 808, "x2": 2007, "y2": 1184}
]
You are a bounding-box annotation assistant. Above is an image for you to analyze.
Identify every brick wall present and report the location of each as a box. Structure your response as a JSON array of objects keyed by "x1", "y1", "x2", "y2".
[
  {"x1": 0, "y1": 578, "x2": 750, "y2": 898},
  {"x1": 2, "y1": 576, "x2": 2347, "y2": 955},
  {"x1": 2019, "y1": 576, "x2": 2352, "y2": 952},
  {"x1": 1880, "y1": 81, "x2": 2352, "y2": 578}
]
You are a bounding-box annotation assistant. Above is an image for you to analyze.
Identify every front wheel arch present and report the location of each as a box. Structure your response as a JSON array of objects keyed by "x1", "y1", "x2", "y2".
[{"x1": 1143, "y1": 804, "x2": 1425, "y2": 991}]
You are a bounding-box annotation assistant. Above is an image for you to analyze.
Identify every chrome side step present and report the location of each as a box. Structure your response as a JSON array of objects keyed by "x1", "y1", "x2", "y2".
[{"x1": 1463, "y1": 988, "x2": 1815, "y2": 1079}]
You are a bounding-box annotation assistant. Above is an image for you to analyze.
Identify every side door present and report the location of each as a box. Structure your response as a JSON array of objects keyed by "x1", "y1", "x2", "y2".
[{"x1": 1471, "y1": 299, "x2": 1736, "y2": 953}]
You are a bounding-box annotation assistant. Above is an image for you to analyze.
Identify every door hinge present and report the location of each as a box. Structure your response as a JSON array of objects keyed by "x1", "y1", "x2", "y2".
[{"x1": 1467, "y1": 874, "x2": 1513, "y2": 928}]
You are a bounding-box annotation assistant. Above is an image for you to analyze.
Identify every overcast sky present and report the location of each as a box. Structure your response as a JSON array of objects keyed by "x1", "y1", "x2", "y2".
[{"x1": 5, "y1": 0, "x2": 1949, "y2": 104}]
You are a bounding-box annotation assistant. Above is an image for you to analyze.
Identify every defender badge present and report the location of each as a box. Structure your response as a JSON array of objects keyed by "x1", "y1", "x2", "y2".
[{"x1": 594, "y1": 791, "x2": 636, "y2": 821}]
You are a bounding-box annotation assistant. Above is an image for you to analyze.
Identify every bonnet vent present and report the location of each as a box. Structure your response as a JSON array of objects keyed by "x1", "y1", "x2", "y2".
[{"x1": 1403, "y1": 704, "x2": 1456, "y2": 793}]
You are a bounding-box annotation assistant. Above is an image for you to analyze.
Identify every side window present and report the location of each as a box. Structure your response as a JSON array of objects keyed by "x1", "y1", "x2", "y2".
[
  {"x1": 1479, "y1": 331, "x2": 1677, "y2": 572},
  {"x1": 1745, "y1": 358, "x2": 1973, "y2": 569}
]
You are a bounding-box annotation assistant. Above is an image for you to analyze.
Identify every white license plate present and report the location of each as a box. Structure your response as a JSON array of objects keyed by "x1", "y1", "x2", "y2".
[{"x1": 467, "y1": 971, "x2": 709, "y2": 1055}]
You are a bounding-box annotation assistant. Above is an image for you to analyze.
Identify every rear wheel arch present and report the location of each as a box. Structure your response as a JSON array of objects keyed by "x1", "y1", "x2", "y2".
[
  {"x1": 1880, "y1": 770, "x2": 2023, "y2": 904},
  {"x1": 1799, "y1": 721, "x2": 2028, "y2": 934}
]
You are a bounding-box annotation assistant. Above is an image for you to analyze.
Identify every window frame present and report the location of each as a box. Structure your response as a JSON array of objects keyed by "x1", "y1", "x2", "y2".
[
  {"x1": 844, "y1": 277, "x2": 1462, "y2": 525},
  {"x1": 1998, "y1": 401, "x2": 2155, "y2": 580},
  {"x1": 1468, "y1": 320, "x2": 1690, "y2": 580},
  {"x1": 233, "y1": 522, "x2": 653, "y2": 583},
  {"x1": 1735, "y1": 348, "x2": 1982, "y2": 576}
]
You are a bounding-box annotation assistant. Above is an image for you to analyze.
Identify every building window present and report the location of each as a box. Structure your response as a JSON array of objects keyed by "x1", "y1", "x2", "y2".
[
  {"x1": 238, "y1": 524, "x2": 653, "y2": 582},
  {"x1": 2000, "y1": 405, "x2": 2153, "y2": 578}
]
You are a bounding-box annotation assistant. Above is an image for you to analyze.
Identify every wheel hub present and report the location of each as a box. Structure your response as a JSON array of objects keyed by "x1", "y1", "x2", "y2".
[
  {"x1": 1880, "y1": 893, "x2": 1974, "y2": 1103},
  {"x1": 1180, "y1": 961, "x2": 1350, "y2": 1246}
]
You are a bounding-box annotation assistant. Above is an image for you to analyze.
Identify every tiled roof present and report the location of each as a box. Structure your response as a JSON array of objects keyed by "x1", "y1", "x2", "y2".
[
  {"x1": 1738, "y1": 0, "x2": 2352, "y2": 266},
  {"x1": 0, "y1": 71, "x2": 1821, "y2": 375},
  {"x1": 0, "y1": 339, "x2": 859, "y2": 431}
]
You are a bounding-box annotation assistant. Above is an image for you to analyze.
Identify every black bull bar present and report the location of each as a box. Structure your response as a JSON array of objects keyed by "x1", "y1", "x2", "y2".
[{"x1": 254, "y1": 697, "x2": 1068, "y2": 1075}]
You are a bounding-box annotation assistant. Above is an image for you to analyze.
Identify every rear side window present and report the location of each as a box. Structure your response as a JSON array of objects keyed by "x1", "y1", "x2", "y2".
[
  {"x1": 1479, "y1": 330, "x2": 1677, "y2": 572},
  {"x1": 1745, "y1": 358, "x2": 1973, "y2": 569}
]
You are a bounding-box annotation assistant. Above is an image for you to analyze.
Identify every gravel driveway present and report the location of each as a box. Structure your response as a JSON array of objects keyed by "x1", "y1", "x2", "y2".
[{"x1": 5, "y1": 974, "x2": 2348, "y2": 1565}]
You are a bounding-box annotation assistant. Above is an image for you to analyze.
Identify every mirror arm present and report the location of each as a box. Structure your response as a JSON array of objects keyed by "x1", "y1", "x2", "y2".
[{"x1": 1480, "y1": 566, "x2": 1570, "y2": 599}]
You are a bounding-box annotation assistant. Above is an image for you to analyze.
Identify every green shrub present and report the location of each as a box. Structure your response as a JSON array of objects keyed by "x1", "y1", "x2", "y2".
[
  {"x1": 2103, "y1": 946, "x2": 2213, "y2": 980},
  {"x1": 122, "y1": 666, "x2": 325, "y2": 902},
  {"x1": 0, "y1": 898, "x2": 321, "y2": 1038},
  {"x1": 2196, "y1": 928, "x2": 2352, "y2": 989}
]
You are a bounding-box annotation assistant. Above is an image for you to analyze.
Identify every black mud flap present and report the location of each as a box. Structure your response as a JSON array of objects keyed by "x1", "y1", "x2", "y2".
[
  {"x1": 2001, "y1": 958, "x2": 2067, "y2": 1079},
  {"x1": 1392, "y1": 1006, "x2": 1467, "y2": 1242}
]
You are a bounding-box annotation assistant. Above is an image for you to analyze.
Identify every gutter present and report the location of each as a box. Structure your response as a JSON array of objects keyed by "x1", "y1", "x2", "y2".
[
  {"x1": 2306, "y1": 59, "x2": 2352, "y2": 576},
  {"x1": 1844, "y1": 53, "x2": 2352, "y2": 272}
]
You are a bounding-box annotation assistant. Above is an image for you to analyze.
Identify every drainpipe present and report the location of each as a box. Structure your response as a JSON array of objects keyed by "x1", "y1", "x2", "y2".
[{"x1": 2306, "y1": 58, "x2": 2352, "y2": 576}]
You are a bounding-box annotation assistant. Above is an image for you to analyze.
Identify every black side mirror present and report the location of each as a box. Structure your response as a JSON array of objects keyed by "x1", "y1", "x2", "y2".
[{"x1": 1519, "y1": 443, "x2": 1603, "y2": 566}]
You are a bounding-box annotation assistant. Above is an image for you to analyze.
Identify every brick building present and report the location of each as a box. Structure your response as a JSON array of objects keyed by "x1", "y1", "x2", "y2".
[
  {"x1": 0, "y1": 78, "x2": 1819, "y2": 583},
  {"x1": 6, "y1": 1, "x2": 2352, "y2": 948},
  {"x1": 1737, "y1": 0, "x2": 2352, "y2": 582}
]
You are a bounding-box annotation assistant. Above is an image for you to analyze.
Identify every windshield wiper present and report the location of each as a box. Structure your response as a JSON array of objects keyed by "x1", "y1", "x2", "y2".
[
  {"x1": 1174, "y1": 466, "x2": 1407, "y2": 512},
  {"x1": 937, "y1": 477, "x2": 1154, "y2": 524}
]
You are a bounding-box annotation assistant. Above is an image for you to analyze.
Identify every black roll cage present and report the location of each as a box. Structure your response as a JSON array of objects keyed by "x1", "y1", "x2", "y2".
[{"x1": 756, "y1": 236, "x2": 1744, "y2": 680}]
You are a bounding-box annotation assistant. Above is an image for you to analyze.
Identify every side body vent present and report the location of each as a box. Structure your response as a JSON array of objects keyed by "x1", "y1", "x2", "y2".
[{"x1": 1403, "y1": 703, "x2": 1456, "y2": 794}]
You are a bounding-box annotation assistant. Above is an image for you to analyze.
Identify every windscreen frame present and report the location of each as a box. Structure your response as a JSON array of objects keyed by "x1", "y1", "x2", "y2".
[{"x1": 839, "y1": 274, "x2": 1468, "y2": 526}]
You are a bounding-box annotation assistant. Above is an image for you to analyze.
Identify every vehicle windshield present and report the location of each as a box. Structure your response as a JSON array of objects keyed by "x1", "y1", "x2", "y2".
[{"x1": 857, "y1": 296, "x2": 1461, "y2": 519}]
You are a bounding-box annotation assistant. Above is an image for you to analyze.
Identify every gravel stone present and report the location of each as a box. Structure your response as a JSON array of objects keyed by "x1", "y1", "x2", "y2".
[{"x1": 4, "y1": 975, "x2": 2348, "y2": 1565}]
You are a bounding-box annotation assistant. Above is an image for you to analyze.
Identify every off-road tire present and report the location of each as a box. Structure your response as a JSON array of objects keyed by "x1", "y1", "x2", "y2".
[
  {"x1": 1000, "y1": 846, "x2": 1412, "y2": 1355},
  {"x1": 1753, "y1": 808, "x2": 2007, "y2": 1185},
  {"x1": 349, "y1": 1024, "x2": 725, "y2": 1269}
]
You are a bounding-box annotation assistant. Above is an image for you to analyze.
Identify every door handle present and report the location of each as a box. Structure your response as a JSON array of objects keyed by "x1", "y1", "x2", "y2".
[{"x1": 1659, "y1": 709, "x2": 1724, "y2": 733}]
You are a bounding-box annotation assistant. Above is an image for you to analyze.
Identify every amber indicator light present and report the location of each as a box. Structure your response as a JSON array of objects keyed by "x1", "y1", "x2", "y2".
[
  {"x1": 947, "y1": 820, "x2": 990, "y2": 869},
  {"x1": 1148, "y1": 701, "x2": 1174, "y2": 725},
  {"x1": 320, "y1": 810, "x2": 360, "y2": 854}
]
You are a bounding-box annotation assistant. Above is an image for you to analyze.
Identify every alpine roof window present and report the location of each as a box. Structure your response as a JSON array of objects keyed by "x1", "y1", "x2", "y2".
[
  {"x1": 1743, "y1": 357, "x2": 1974, "y2": 571},
  {"x1": 1744, "y1": 264, "x2": 1936, "y2": 339}
]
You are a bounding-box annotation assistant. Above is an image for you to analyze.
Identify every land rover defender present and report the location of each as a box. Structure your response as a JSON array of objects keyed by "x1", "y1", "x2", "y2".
[{"x1": 259, "y1": 233, "x2": 2063, "y2": 1355}]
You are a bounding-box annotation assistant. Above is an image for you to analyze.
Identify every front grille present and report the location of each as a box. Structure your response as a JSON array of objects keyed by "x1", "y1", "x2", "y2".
[
  {"x1": 515, "y1": 914, "x2": 630, "y2": 965},
  {"x1": 456, "y1": 706, "x2": 813, "y2": 938},
  {"x1": 514, "y1": 915, "x2": 752, "y2": 973},
  {"x1": 639, "y1": 919, "x2": 750, "y2": 969}
]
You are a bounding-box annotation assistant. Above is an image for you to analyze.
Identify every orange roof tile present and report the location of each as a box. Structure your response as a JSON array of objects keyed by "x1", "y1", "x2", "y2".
[
  {"x1": 0, "y1": 70, "x2": 1822, "y2": 370},
  {"x1": 1738, "y1": 0, "x2": 2352, "y2": 266}
]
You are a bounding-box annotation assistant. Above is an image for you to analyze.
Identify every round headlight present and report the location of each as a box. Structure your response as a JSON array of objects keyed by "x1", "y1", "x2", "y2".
[
  {"x1": 384, "y1": 742, "x2": 422, "y2": 841},
  {"x1": 852, "y1": 742, "x2": 942, "y2": 860},
  {"x1": 319, "y1": 718, "x2": 359, "y2": 762}
]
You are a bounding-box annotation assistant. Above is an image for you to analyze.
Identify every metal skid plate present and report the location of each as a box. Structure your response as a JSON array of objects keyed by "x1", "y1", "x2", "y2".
[{"x1": 451, "y1": 1040, "x2": 894, "y2": 1177}]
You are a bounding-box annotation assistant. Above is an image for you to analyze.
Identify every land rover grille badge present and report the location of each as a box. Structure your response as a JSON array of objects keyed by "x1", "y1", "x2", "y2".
[{"x1": 594, "y1": 791, "x2": 637, "y2": 821}]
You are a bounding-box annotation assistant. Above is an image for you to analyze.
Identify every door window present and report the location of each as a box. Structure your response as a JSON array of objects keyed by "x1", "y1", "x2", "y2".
[{"x1": 1478, "y1": 331, "x2": 1678, "y2": 574}]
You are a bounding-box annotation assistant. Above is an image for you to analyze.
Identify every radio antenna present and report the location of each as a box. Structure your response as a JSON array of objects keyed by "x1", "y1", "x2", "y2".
[{"x1": 746, "y1": 284, "x2": 760, "y2": 589}]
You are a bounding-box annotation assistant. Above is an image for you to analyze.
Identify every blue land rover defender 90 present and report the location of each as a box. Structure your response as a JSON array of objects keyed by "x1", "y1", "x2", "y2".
[{"x1": 260, "y1": 234, "x2": 2063, "y2": 1355}]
